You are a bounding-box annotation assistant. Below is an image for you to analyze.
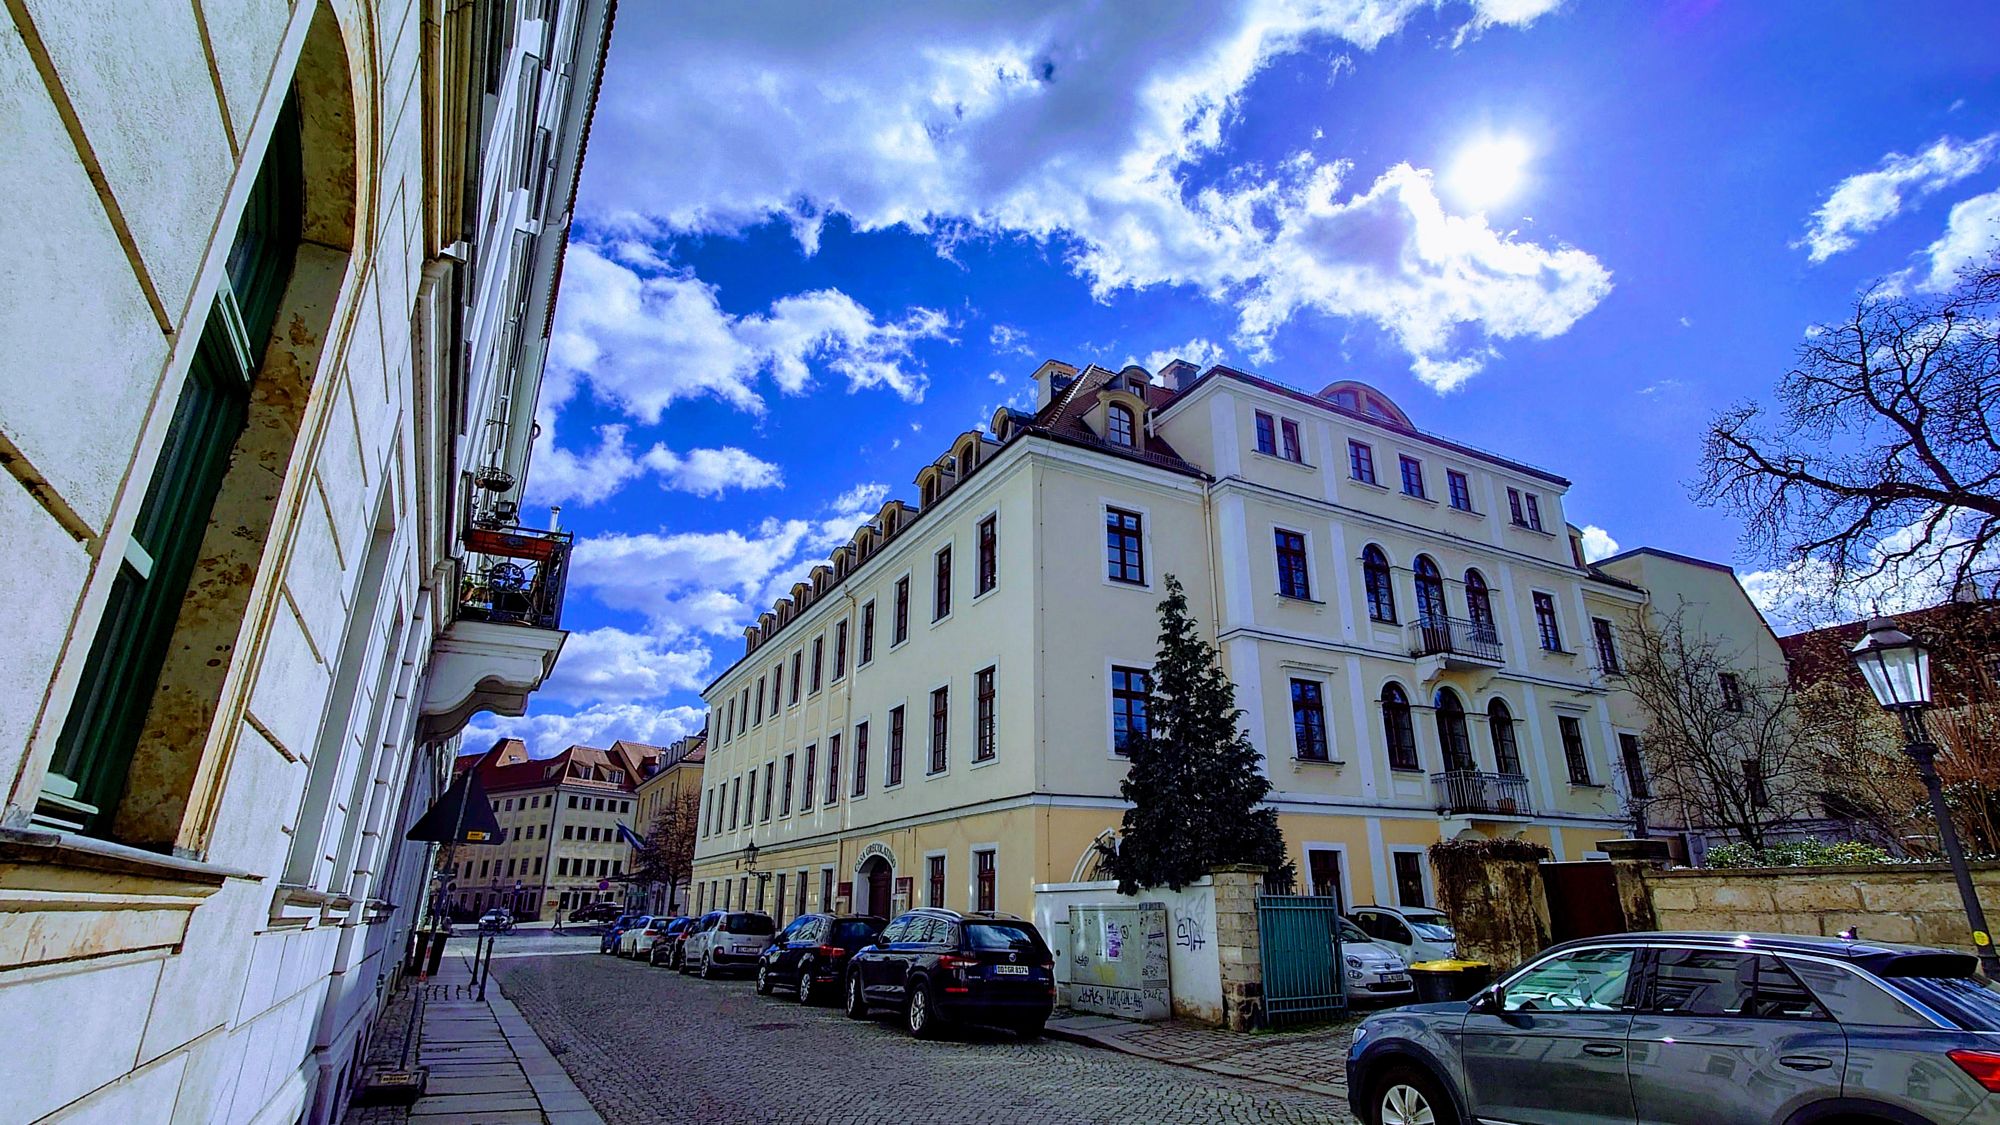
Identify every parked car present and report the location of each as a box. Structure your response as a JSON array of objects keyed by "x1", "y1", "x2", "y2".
[
  {"x1": 681, "y1": 911, "x2": 777, "y2": 978},
  {"x1": 569, "y1": 902, "x2": 618, "y2": 923},
  {"x1": 600, "y1": 914, "x2": 641, "y2": 953},
  {"x1": 621, "y1": 915, "x2": 684, "y2": 959},
  {"x1": 1349, "y1": 904, "x2": 1457, "y2": 965},
  {"x1": 477, "y1": 908, "x2": 514, "y2": 932},
  {"x1": 1336, "y1": 917, "x2": 1412, "y2": 1003},
  {"x1": 844, "y1": 908, "x2": 1055, "y2": 1039},
  {"x1": 1348, "y1": 930, "x2": 2000, "y2": 1125},
  {"x1": 612, "y1": 915, "x2": 657, "y2": 957},
  {"x1": 672, "y1": 911, "x2": 723, "y2": 971},
  {"x1": 648, "y1": 917, "x2": 699, "y2": 967},
  {"x1": 755, "y1": 914, "x2": 885, "y2": 1003}
]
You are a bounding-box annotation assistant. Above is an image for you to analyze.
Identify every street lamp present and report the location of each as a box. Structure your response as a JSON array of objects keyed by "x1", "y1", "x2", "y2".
[{"x1": 1851, "y1": 618, "x2": 1999, "y2": 976}]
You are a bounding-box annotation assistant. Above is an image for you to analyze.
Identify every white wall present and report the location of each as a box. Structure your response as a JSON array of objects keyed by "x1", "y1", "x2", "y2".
[{"x1": 1034, "y1": 878, "x2": 1224, "y2": 1025}]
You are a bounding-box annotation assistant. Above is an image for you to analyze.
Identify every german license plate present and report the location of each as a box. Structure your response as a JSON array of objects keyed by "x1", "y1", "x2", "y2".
[
  {"x1": 1380, "y1": 972, "x2": 1407, "y2": 983},
  {"x1": 994, "y1": 965, "x2": 1030, "y2": 976}
]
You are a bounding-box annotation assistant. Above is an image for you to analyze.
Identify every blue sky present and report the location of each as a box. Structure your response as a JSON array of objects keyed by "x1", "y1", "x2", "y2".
[{"x1": 468, "y1": 0, "x2": 2000, "y2": 753}]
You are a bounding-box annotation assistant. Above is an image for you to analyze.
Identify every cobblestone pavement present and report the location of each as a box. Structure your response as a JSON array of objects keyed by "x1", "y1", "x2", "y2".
[
  {"x1": 485, "y1": 934, "x2": 1359, "y2": 1124},
  {"x1": 1048, "y1": 1012, "x2": 1357, "y2": 1100}
]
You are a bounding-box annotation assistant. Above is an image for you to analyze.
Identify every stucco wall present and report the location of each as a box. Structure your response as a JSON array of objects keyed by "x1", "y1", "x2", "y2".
[
  {"x1": 1644, "y1": 863, "x2": 2000, "y2": 951},
  {"x1": 1035, "y1": 878, "x2": 1225, "y2": 1025}
]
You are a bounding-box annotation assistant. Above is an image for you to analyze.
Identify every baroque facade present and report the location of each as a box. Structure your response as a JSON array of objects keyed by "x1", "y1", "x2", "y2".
[
  {"x1": 0, "y1": 1, "x2": 606, "y2": 1122},
  {"x1": 691, "y1": 359, "x2": 1777, "y2": 922}
]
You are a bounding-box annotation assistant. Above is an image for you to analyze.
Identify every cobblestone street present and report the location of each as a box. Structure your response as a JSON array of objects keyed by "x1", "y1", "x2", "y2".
[{"x1": 484, "y1": 934, "x2": 1357, "y2": 1124}]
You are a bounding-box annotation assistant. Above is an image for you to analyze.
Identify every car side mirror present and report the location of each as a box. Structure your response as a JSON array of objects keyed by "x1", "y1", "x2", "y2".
[{"x1": 1468, "y1": 986, "x2": 1504, "y2": 1014}]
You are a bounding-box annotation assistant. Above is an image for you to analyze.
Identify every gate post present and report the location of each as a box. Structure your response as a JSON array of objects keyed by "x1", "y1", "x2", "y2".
[
  {"x1": 1210, "y1": 864, "x2": 1265, "y2": 1031},
  {"x1": 1598, "y1": 838, "x2": 1670, "y2": 933}
]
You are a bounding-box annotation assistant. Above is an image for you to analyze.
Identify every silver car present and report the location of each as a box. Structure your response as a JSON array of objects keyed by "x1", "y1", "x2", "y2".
[
  {"x1": 1338, "y1": 918, "x2": 1413, "y2": 1003},
  {"x1": 681, "y1": 911, "x2": 777, "y2": 979},
  {"x1": 1349, "y1": 931, "x2": 2000, "y2": 1125}
]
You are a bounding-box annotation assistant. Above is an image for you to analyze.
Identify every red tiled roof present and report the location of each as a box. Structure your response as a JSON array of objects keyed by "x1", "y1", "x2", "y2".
[{"x1": 1780, "y1": 599, "x2": 2000, "y2": 704}]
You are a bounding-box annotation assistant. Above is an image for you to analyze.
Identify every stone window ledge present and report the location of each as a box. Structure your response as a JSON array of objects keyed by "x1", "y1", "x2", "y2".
[{"x1": 0, "y1": 825, "x2": 255, "y2": 972}]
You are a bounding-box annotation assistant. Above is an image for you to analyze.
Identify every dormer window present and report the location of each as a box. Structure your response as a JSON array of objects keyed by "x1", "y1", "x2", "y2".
[{"x1": 1107, "y1": 403, "x2": 1135, "y2": 447}]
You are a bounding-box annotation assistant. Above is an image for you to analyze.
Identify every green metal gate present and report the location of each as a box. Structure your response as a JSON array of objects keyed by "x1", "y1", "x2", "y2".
[{"x1": 1255, "y1": 893, "x2": 1347, "y2": 1027}]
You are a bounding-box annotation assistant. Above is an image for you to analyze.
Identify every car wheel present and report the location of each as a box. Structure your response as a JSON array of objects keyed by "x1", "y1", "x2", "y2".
[
  {"x1": 904, "y1": 980, "x2": 942, "y2": 1040},
  {"x1": 756, "y1": 963, "x2": 774, "y2": 995},
  {"x1": 796, "y1": 960, "x2": 818, "y2": 1005},
  {"x1": 1372, "y1": 1064, "x2": 1457, "y2": 1125},
  {"x1": 677, "y1": 948, "x2": 694, "y2": 974},
  {"x1": 844, "y1": 972, "x2": 870, "y2": 1019},
  {"x1": 699, "y1": 953, "x2": 717, "y2": 980}
]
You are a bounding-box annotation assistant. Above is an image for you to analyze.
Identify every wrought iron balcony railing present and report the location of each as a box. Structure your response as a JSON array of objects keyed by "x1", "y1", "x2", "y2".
[
  {"x1": 457, "y1": 524, "x2": 573, "y2": 630},
  {"x1": 1431, "y1": 770, "x2": 1533, "y2": 817},
  {"x1": 1409, "y1": 615, "x2": 1504, "y2": 664}
]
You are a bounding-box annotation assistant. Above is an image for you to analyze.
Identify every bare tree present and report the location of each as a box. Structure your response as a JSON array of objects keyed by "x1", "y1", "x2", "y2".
[
  {"x1": 632, "y1": 788, "x2": 701, "y2": 912},
  {"x1": 1698, "y1": 260, "x2": 2000, "y2": 614},
  {"x1": 1620, "y1": 607, "x2": 1820, "y2": 850}
]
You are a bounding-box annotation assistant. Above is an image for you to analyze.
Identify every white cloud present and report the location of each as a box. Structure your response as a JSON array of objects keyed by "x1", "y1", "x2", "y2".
[
  {"x1": 1796, "y1": 133, "x2": 1999, "y2": 263},
  {"x1": 536, "y1": 626, "x2": 712, "y2": 707},
  {"x1": 527, "y1": 422, "x2": 783, "y2": 505},
  {"x1": 1739, "y1": 507, "x2": 1995, "y2": 632},
  {"x1": 547, "y1": 244, "x2": 950, "y2": 422},
  {"x1": 465, "y1": 703, "x2": 709, "y2": 755},
  {"x1": 581, "y1": 1, "x2": 1592, "y2": 390},
  {"x1": 988, "y1": 323, "x2": 1035, "y2": 356},
  {"x1": 1131, "y1": 338, "x2": 1226, "y2": 375},
  {"x1": 1577, "y1": 524, "x2": 1619, "y2": 563},
  {"x1": 1915, "y1": 188, "x2": 2000, "y2": 290}
]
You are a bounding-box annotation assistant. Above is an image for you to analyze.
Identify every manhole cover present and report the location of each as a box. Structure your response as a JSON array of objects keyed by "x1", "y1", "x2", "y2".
[{"x1": 746, "y1": 1022, "x2": 798, "y2": 1031}]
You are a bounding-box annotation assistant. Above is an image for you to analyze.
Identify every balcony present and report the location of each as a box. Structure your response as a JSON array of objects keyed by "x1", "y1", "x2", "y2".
[
  {"x1": 1408, "y1": 615, "x2": 1503, "y2": 667},
  {"x1": 419, "y1": 525, "x2": 573, "y2": 740},
  {"x1": 1431, "y1": 770, "x2": 1533, "y2": 818}
]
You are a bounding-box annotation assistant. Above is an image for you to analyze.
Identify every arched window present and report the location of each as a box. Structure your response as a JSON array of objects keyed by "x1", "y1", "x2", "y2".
[
  {"x1": 1107, "y1": 403, "x2": 1136, "y2": 447},
  {"x1": 1414, "y1": 555, "x2": 1446, "y2": 626},
  {"x1": 1488, "y1": 698, "x2": 1522, "y2": 775},
  {"x1": 1363, "y1": 545, "x2": 1396, "y2": 623},
  {"x1": 1465, "y1": 568, "x2": 1495, "y2": 640},
  {"x1": 1382, "y1": 683, "x2": 1419, "y2": 770},
  {"x1": 1435, "y1": 689, "x2": 1473, "y2": 772}
]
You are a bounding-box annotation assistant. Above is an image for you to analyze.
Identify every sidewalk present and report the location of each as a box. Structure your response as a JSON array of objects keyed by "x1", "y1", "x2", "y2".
[
  {"x1": 1045, "y1": 1011, "x2": 1356, "y2": 1102},
  {"x1": 356, "y1": 945, "x2": 602, "y2": 1125}
]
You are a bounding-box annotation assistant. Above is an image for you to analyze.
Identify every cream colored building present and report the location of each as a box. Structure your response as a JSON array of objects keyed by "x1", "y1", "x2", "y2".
[
  {"x1": 0, "y1": 2, "x2": 606, "y2": 1122},
  {"x1": 694, "y1": 359, "x2": 1785, "y2": 923},
  {"x1": 630, "y1": 733, "x2": 706, "y2": 914}
]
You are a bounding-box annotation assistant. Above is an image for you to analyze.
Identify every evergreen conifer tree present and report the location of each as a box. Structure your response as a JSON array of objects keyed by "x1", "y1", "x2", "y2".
[{"x1": 1107, "y1": 574, "x2": 1293, "y2": 894}]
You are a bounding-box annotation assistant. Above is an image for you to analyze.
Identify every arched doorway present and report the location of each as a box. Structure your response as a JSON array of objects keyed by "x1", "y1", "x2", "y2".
[{"x1": 858, "y1": 856, "x2": 893, "y2": 917}]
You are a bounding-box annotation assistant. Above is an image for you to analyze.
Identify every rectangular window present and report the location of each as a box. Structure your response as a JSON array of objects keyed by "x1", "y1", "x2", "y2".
[
  {"x1": 741, "y1": 774, "x2": 753, "y2": 830},
  {"x1": 1534, "y1": 592, "x2": 1563, "y2": 651},
  {"x1": 762, "y1": 761, "x2": 775, "y2": 821},
  {"x1": 1593, "y1": 618, "x2": 1621, "y2": 674},
  {"x1": 928, "y1": 686, "x2": 950, "y2": 774},
  {"x1": 894, "y1": 577, "x2": 910, "y2": 644},
  {"x1": 772, "y1": 661, "x2": 784, "y2": 709},
  {"x1": 1280, "y1": 418, "x2": 1302, "y2": 462},
  {"x1": 1393, "y1": 852, "x2": 1427, "y2": 908},
  {"x1": 934, "y1": 546, "x2": 952, "y2": 620},
  {"x1": 781, "y1": 753, "x2": 795, "y2": 816},
  {"x1": 1291, "y1": 679, "x2": 1329, "y2": 762},
  {"x1": 811, "y1": 636, "x2": 825, "y2": 693},
  {"x1": 796, "y1": 871, "x2": 808, "y2": 919},
  {"x1": 1275, "y1": 529, "x2": 1310, "y2": 599},
  {"x1": 1524, "y1": 493, "x2": 1543, "y2": 531},
  {"x1": 1349, "y1": 440, "x2": 1376, "y2": 484},
  {"x1": 820, "y1": 868, "x2": 834, "y2": 912},
  {"x1": 790, "y1": 651, "x2": 803, "y2": 704},
  {"x1": 853, "y1": 722, "x2": 870, "y2": 797},
  {"x1": 1743, "y1": 758, "x2": 1769, "y2": 806},
  {"x1": 834, "y1": 620, "x2": 849, "y2": 680},
  {"x1": 1105, "y1": 507, "x2": 1145, "y2": 585},
  {"x1": 729, "y1": 776, "x2": 741, "y2": 829},
  {"x1": 888, "y1": 706, "x2": 906, "y2": 786},
  {"x1": 927, "y1": 854, "x2": 946, "y2": 908},
  {"x1": 724, "y1": 699, "x2": 735, "y2": 743},
  {"x1": 861, "y1": 601, "x2": 876, "y2": 664},
  {"x1": 1719, "y1": 672, "x2": 1744, "y2": 712},
  {"x1": 975, "y1": 850, "x2": 997, "y2": 913},
  {"x1": 1559, "y1": 716, "x2": 1592, "y2": 784},
  {"x1": 1111, "y1": 666, "x2": 1150, "y2": 756},
  {"x1": 1399, "y1": 455, "x2": 1426, "y2": 499},
  {"x1": 802, "y1": 744, "x2": 816, "y2": 811},
  {"x1": 977, "y1": 514, "x2": 998, "y2": 595},
  {"x1": 1447, "y1": 470, "x2": 1473, "y2": 511},
  {"x1": 1508, "y1": 487, "x2": 1525, "y2": 525},
  {"x1": 975, "y1": 666, "x2": 997, "y2": 762},
  {"x1": 826, "y1": 734, "x2": 842, "y2": 806},
  {"x1": 1618, "y1": 733, "x2": 1649, "y2": 800},
  {"x1": 774, "y1": 873, "x2": 786, "y2": 926},
  {"x1": 755, "y1": 677, "x2": 766, "y2": 723},
  {"x1": 1254, "y1": 411, "x2": 1277, "y2": 455}
]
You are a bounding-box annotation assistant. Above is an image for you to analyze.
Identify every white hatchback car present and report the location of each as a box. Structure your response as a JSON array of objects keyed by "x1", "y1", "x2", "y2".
[
  {"x1": 1336, "y1": 917, "x2": 1412, "y2": 1003},
  {"x1": 1348, "y1": 904, "x2": 1457, "y2": 966},
  {"x1": 679, "y1": 911, "x2": 777, "y2": 979}
]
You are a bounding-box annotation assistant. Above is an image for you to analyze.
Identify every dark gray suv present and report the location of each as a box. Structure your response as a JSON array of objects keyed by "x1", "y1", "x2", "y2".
[{"x1": 1349, "y1": 931, "x2": 2000, "y2": 1125}]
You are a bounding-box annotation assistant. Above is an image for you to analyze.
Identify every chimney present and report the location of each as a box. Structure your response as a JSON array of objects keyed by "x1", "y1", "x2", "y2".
[
  {"x1": 1156, "y1": 358, "x2": 1199, "y2": 392},
  {"x1": 1030, "y1": 360, "x2": 1078, "y2": 410}
]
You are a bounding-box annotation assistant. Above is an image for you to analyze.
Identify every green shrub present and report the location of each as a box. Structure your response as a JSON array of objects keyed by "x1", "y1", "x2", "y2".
[{"x1": 1705, "y1": 839, "x2": 1893, "y2": 868}]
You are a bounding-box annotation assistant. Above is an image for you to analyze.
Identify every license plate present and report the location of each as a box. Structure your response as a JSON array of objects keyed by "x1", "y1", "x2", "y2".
[
  {"x1": 993, "y1": 965, "x2": 1030, "y2": 976},
  {"x1": 1380, "y1": 972, "x2": 1407, "y2": 983}
]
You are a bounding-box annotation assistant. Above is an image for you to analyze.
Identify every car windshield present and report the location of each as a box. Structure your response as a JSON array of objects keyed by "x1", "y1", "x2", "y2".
[
  {"x1": 965, "y1": 921, "x2": 1044, "y2": 953},
  {"x1": 1890, "y1": 974, "x2": 2000, "y2": 1030},
  {"x1": 725, "y1": 913, "x2": 776, "y2": 935},
  {"x1": 833, "y1": 921, "x2": 881, "y2": 945},
  {"x1": 1403, "y1": 912, "x2": 1455, "y2": 941},
  {"x1": 1337, "y1": 919, "x2": 1372, "y2": 945}
]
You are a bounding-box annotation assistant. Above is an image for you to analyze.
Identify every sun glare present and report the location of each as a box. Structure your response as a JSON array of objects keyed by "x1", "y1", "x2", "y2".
[{"x1": 1446, "y1": 134, "x2": 1532, "y2": 210}]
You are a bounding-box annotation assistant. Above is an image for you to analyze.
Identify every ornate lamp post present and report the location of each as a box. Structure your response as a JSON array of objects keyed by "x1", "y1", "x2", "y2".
[{"x1": 1851, "y1": 618, "x2": 2000, "y2": 976}]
